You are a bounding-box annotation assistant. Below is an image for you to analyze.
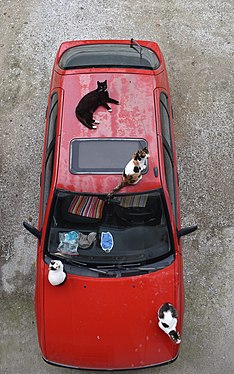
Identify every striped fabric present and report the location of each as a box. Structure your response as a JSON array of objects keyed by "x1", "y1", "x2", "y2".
[
  {"x1": 68, "y1": 196, "x2": 105, "y2": 219},
  {"x1": 118, "y1": 195, "x2": 148, "y2": 208}
]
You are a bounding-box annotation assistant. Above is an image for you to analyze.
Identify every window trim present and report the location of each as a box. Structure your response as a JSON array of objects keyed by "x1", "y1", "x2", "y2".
[
  {"x1": 42, "y1": 92, "x2": 59, "y2": 222},
  {"x1": 46, "y1": 93, "x2": 58, "y2": 149},
  {"x1": 42, "y1": 144, "x2": 56, "y2": 221},
  {"x1": 58, "y1": 43, "x2": 160, "y2": 71},
  {"x1": 160, "y1": 92, "x2": 172, "y2": 150},
  {"x1": 163, "y1": 144, "x2": 177, "y2": 224}
]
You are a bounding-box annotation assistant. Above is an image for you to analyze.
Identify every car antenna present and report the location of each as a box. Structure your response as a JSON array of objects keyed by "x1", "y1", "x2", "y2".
[{"x1": 130, "y1": 38, "x2": 142, "y2": 58}]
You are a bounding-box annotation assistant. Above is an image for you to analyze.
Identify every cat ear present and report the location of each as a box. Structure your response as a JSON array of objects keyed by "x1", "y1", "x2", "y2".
[{"x1": 105, "y1": 80, "x2": 107, "y2": 84}]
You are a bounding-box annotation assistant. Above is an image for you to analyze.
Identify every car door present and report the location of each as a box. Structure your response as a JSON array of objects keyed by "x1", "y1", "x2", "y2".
[
  {"x1": 35, "y1": 90, "x2": 63, "y2": 346},
  {"x1": 157, "y1": 90, "x2": 185, "y2": 321},
  {"x1": 38, "y1": 90, "x2": 62, "y2": 232}
]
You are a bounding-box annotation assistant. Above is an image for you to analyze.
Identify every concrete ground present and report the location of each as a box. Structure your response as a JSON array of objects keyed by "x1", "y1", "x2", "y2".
[{"x1": 0, "y1": 0, "x2": 233, "y2": 373}]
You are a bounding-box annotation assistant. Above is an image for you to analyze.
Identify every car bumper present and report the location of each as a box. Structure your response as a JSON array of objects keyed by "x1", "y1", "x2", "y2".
[{"x1": 42, "y1": 352, "x2": 179, "y2": 371}]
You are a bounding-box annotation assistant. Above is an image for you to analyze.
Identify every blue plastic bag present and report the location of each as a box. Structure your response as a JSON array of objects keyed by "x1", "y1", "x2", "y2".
[
  {"x1": 58, "y1": 231, "x2": 79, "y2": 254},
  {"x1": 101, "y1": 232, "x2": 114, "y2": 253}
]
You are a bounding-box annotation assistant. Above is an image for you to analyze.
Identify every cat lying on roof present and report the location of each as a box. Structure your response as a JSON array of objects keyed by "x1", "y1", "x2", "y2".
[{"x1": 75, "y1": 80, "x2": 119, "y2": 129}]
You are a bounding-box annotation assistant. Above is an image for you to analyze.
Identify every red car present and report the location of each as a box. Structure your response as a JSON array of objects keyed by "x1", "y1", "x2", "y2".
[{"x1": 24, "y1": 39, "x2": 197, "y2": 370}]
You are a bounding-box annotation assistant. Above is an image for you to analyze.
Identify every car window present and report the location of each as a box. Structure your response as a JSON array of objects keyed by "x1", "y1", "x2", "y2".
[
  {"x1": 42, "y1": 147, "x2": 55, "y2": 220},
  {"x1": 47, "y1": 93, "x2": 58, "y2": 149},
  {"x1": 46, "y1": 190, "x2": 174, "y2": 269},
  {"x1": 42, "y1": 93, "x2": 58, "y2": 221},
  {"x1": 58, "y1": 44, "x2": 160, "y2": 70},
  {"x1": 163, "y1": 145, "x2": 177, "y2": 222},
  {"x1": 70, "y1": 138, "x2": 148, "y2": 174},
  {"x1": 160, "y1": 93, "x2": 172, "y2": 149}
]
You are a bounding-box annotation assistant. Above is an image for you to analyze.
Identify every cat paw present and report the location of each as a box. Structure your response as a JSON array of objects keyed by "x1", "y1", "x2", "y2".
[
  {"x1": 92, "y1": 126, "x2": 97, "y2": 129},
  {"x1": 94, "y1": 120, "x2": 100, "y2": 124},
  {"x1": 108, "y1": 109, "x2": 112, "y2": 112}
]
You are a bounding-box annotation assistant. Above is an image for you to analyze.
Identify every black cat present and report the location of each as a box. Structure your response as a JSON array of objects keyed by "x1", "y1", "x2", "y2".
[{"x1": 75, "y1": 80, "x2": 119, "y2": 129}]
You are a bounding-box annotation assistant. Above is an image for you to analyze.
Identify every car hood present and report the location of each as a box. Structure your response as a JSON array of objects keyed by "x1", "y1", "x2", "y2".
[{"x1": 42, "y1": 262, "x2": 179, "y2": 369}]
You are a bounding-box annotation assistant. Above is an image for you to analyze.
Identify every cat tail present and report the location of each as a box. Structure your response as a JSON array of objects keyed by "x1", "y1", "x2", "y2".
[
  {"x1": 106, "y1": 181, "x2": 126, "y2": 199},
  {"x1": 75, "y1": 109, "x2": 94, "y2": 129}
]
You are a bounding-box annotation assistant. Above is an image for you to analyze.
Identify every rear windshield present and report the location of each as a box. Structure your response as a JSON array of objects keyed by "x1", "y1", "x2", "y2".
[{"x1": 58, "y1": 43, "x2": 160, "y2": 70}]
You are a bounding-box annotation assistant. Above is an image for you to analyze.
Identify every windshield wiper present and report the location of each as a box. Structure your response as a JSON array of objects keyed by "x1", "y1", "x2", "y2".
[
  {"x1": 130, "y1": 38, "x2": 143, "y2": 58},
  {"x1": 98, "y1": 263, "x2": 156, "y2": 273},
  {"x1": 68, "y1": 259, "x2": 110, "y2": 275},
  {"x1": 52, "y1": 254, "x2": 156, "y2": 275},
  {"x1": 53, "y1": 254, "x2": 109, "y2": 275},
  {"x1": 118, "y1": 265, "x2": 156, "y2": 272}
]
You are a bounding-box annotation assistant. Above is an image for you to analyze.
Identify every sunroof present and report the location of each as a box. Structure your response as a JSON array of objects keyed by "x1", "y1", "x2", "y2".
[{"x1": 70, "y1": 138, "x2": 148, "y2": 174}]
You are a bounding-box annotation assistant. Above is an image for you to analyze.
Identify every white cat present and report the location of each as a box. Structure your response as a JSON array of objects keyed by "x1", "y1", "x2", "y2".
[
  {"x1": 48, "y1": 260, "x2": 67, "y2": 286},
  {"x1": 158, "y1": 303, "x2": 181, "y2": 344}
]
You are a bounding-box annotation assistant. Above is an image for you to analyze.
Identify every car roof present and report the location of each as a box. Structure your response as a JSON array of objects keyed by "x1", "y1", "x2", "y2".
[{"x1": 54, "y1": 40, "x2": 167, "y2": 195}]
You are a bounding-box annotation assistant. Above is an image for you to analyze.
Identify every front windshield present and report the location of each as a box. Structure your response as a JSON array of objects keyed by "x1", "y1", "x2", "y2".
[{"x1": 46, "y1": 190, "x2": 173, "y2": 266}]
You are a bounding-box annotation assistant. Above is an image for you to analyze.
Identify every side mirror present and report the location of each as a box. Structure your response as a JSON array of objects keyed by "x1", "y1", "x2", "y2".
[
  {"x1": 177, "y1": 225, "x2": 197, "y2": 239},
  {"x1": 23, "y1": 221, "x2": 41, "y2": 240}
]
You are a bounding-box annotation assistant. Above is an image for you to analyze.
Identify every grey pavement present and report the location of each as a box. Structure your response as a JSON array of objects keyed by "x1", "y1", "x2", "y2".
[{"x1": 0, "y1": 1, "x2": 233, "y2": 373}]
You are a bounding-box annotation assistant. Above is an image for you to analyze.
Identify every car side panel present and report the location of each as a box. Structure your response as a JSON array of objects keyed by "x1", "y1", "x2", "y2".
[{"x1": 35, "y1": 88, "x2": 64, "y2": 357}]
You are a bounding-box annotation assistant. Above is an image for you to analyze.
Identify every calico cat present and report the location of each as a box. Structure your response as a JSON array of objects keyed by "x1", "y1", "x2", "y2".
[
  {"x1": 158, "y1": 303, "x2": 181, "y2": 344},
  {"x1": 75, "y1": 80, "x2": 119, "y2": 129},
  {"x1": 107, "y1": 147, "x2": 150, "y2": 198}
]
